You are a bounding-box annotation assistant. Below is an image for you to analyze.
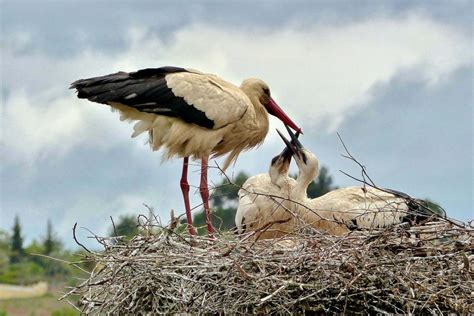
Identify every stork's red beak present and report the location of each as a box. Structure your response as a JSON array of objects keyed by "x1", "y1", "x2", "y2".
[{"x1": 267, "y1": 98, "x2": 302, "y2": 134}]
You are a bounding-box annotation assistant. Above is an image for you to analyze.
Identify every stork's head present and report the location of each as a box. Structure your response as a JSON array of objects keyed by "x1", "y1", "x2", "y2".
[
  {"x1": 268, "y1": 130, "x2": 301, "y2": 188},
  {"x1": 268, "y1": 148, "x2": 292, "y2": 188},
  {"x1": 240, "y1": 78, "x2": 301, "y2": 134},
  {"x1": 267, "y1": 142, "x2": 295, "y2": 188},
  {"x1": 277, "y1": 127, "x2": 319, "y2": 182}
]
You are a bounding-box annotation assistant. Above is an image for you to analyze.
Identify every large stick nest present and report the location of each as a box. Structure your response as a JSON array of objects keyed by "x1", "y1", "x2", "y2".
[{"x1": 64, "y1": 216, "x2": 473, "y2": 314}]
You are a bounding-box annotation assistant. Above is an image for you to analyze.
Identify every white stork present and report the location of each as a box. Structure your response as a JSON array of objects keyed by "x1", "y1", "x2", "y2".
[
  {"x1": 279, "y1": 129, "x2": 438, "y2": 235},
  {"x1": 235, "y1": 135, "x2": 299, "y2": 238},
  {"x1": 70, "y1": 66, "x2": 301, "y2": 237}
]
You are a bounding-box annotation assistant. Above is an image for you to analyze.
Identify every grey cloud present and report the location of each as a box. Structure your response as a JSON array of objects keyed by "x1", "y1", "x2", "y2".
[
  {"x1": 3, "y1": 1, "x2": 471, "y2": 57},
  {"x1": 297, "y1": 66, "x2": 473, "y2": 221}
]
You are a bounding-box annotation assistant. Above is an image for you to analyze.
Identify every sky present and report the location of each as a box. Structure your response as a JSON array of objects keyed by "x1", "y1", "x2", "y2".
[{"x1": 1, "y1": 0, "x2": 472, "y2": 249}]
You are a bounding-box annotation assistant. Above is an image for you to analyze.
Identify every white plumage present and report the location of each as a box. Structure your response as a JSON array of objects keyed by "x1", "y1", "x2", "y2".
[
  {"x1": 293, "y1": 186, "x2": 412, "y2": 235},
  {"x1": 164, "y1": 71, "x2": 249, "y2": 129},
  {"x1": 282, "y1": 130, "x2": 428, "y2": 235},
  {"x1": 235, "y1": 144, "x2": 299, "y2": 238},
  {"x1": 71, "y1": 66, "x2": 301, "y2": 237},
  {"x1": 236, "y1": 128, "x2": 432, "y2": 238}
]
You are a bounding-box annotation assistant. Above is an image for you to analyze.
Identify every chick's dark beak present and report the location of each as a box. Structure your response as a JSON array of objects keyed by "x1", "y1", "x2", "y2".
[
  {"x1": 285, "y1": 125, "x2": 303, "y2": 152},
  {"x1": 276, "y1": 128, "x2": 303, "y2": 160},
  {"x1": 279, "y1": 146, "x2": 293, "y2": 163}
]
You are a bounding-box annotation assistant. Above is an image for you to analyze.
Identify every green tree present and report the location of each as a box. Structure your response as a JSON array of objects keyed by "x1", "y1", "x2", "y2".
[
  {"x1": 306, "y1": 165, "x2": 338, "y2": 198},
  {"x1": 0, "y1": 229, "x2": 10, "y2": 271},
  {"x1": 211, "y1": 172, "x2": 249, "y2": 209},
  {"x1": 0, "y1": 229, "x2": 9, "y2": 252},
  {"x1": 43, "y1": 219, "x2": 61, "y2": 255},
  {"x1": 10, "y1": 215, "x2": 24, "y2": 263},
  {"x1": 110, "y1": 214, "x2": 140, "y2": 240},
  {"x1": 422, "y1": 199, "x2": 446, "y2": 217},
  {"x1": 290, "y1": 165, "x2": 338, "y2": 198}
]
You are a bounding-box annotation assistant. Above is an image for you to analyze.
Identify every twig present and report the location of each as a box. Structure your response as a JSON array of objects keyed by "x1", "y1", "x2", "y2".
[
  {"x1": 73, "y1": 222, "x2": 92, "y2": 253},
  {"x1": 110, "y1": 216, "x2": 117, "y2": 237}
]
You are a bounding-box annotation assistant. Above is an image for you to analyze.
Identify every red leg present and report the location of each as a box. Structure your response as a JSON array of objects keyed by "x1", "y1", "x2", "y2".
[
  {"x1": 200, "y1": 156, "x2": 214, "y2": 238},
  {"x1": 180, "y1": 157, "x2": 197, "y2": 236}
]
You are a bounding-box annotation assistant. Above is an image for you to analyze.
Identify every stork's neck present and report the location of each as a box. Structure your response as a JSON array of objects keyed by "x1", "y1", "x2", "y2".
[
  {"x1": 275, "y1": 175, "x2": 294, "y2": 192},
  {"x1": 293, "y1": 172, "x2": 313, "y2": 200},
  {"x1": 291, "y1": 151, "x2": 320, "y2": 201},
  {"x1": 251, "y1": 95, "x2": 270, "y2": 132},
  {"x1": 240, "y1": 83, "x2": 270, "y2": 133}
]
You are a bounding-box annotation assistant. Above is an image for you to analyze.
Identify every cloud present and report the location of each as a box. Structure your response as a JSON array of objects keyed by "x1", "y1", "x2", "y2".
[
  {"x1": 166, "y1": 15, "x2": 469, "y2": 130},
  {"x1": 1, "y1": 90, "x2": 136, "y2": 171},
  {"x1": 2, "y1": 13, "x2": 470, "y2": 168}
]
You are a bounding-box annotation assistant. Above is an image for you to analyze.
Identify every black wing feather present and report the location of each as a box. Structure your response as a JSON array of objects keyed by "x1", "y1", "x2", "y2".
[{"x1": 71, "y1": 67, "x2": 215, "y2": 129}]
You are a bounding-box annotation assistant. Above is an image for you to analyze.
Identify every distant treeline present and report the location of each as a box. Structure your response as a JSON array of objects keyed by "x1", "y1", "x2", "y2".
[{"x1": 0, "y1": 217, "x2": 91, "y2": 286}]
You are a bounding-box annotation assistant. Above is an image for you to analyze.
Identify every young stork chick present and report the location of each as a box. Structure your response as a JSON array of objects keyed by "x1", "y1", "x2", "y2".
[
  {"x1": 235, "y1": 134, "x2": 300, "y2": 238},
  {"x1": 280, "y1": 128, "x2": 436, "y2": 235}
]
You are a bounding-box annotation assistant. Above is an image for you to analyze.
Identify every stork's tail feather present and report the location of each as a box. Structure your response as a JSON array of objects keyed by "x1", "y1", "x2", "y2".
[
  {"x1": 381, "y1": 188, "x2": 446, "y2": 223},
  {"x1": 70, "y1": 72, "x2": 132, "y2": 102},
  {"x1": 70, "y1": 67, "x2": 188, "y2": 104},
  {"x1": 402, "y1": 198, "x2": 446, "y2": 224}
]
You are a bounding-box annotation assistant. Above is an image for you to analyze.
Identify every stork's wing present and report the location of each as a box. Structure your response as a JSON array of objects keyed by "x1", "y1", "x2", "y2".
[{"x1": 70, "y1": 66, "x2": 249, "y2": 129}]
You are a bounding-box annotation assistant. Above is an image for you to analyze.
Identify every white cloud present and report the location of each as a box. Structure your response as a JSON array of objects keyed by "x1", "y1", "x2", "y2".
[
  {"x1": 2, "y1": 13, "x2": 470, "y2": 168},
  {"x1": 1, "y1": 89, "x2": 134, "y2": 170}
]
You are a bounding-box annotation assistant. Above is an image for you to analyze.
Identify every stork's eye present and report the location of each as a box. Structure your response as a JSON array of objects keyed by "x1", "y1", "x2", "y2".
[
  {"x1": 263, "y1": 87, "x2": 270, "y2": 96},
  {"x1": 271, "y1": 156, "x2": 279, "y2": 165}
]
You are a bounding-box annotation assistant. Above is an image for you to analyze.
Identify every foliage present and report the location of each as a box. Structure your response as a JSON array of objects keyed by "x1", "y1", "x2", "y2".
[
  {"x1": 0, "y1": 294, "x2": 79, "y2": 316},
  {"x1": 109, "y1": 214, "x2": 140, "y2": 240},
  {"x1": 43, "y1": 219, "x2": 62, "y2": 255},
  {"x1": 0, "y1": 219, "x2": 90, "y2": 287},
  {"x1": 0, "y1": 230, "x2": 10, "y2": 271},
  {"x1": 10, "y1": 215, "x2": 24, "y2": 263},
  {"x1": 51, "y1": 307, "x2": 80, "y2": 316},
  {"x1": 423, "y1": 198, "x2": 446, "y2": 217},
  {"x1": 0, "y1": 229, "x2": 9, "y2": 250},
  {"x1": 0, "y1": 260, "x2": 45, "y2": 285},
  {"x1": 306, "y1": 165, "x2": 339, "y2": 198},
  {"x1": 192, "y1": 207, "x2": 237, "y2": 235},
  {"x1": 211, "y1": 171, "x2": 249, "y2": 208}
]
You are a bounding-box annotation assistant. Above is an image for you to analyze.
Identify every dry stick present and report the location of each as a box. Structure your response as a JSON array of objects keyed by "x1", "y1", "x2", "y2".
[
  {"x1": 31, "y1": 252, "x2": 90, "y2": 274},
  {"x1": 73, "y1": 222, "x2": 92, "y2": 253},
  {"x1": 81, "y1": 226, "x2": 110, "y2": 248},
  {"x1": 110, "y1": 216, "x2": 117, "y2": 237},
  {"x1": 260, "y1": 284, "x2": 287, "y2": 304},
  {"x1": 337, "y1": 132, "x2": 376, "y2": 188}
]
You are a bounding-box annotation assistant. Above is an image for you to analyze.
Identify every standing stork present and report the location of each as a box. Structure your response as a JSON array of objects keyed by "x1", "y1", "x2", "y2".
[{"x1": 71, "y1": 66, "x2": 301, "y2": 237}]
